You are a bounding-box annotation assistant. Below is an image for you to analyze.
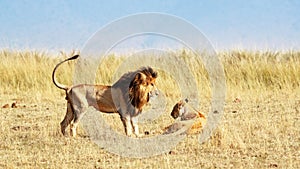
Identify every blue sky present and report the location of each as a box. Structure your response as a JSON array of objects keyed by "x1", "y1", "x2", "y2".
[{"x1": 1, "y1": 0, "x2": 299, "y2": 52}]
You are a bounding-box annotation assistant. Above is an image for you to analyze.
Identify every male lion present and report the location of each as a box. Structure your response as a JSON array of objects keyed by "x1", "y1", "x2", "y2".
[{"x1": 52, "y1": 55, "x2": 158, "y2": 137}]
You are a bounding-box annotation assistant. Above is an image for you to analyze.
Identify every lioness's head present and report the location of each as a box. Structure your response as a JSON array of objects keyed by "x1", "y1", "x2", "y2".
[
  {"x1": 129, "y1": 67, "x2": 158, "y2": 109},
  {"x1": 170, "y1": 99, "x2": 187, "y2": 119}
]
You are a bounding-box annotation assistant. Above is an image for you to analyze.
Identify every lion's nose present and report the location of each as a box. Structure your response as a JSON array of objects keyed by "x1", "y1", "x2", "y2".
[
  {"x1": 155, "y1": 90, "x2": 159, "y2": 96},
  {"x1": 149, "y1": 89, "x2": 159, "y2": 97}
]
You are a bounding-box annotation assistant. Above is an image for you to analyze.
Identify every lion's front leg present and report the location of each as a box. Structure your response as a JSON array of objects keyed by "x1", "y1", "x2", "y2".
[
  {"x1": 121, "y1": 115, "x2": 134, "y2": 137},
  {"x1": 131, "y1": 116, "x2": 142, "y2": 137}
]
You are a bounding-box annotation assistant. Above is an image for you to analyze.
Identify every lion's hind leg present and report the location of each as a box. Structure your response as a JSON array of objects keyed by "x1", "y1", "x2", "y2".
[
  {"x1": 60, "y1": 102, "x2": 74, "y2": 136},
  {"x1": 70, "y1": 104, "x2": 88, "y2": 137}
]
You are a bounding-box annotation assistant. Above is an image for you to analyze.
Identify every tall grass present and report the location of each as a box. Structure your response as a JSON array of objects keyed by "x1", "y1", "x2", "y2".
[
  {"x1": 221, "y1": 50, "x2": 300, "y2": 90},
  {"x1": 0, "y1": 49, "x2": 299, "y2": 98},
  {"x1": 0, "y1": 50, "x2": 73, "y2": 95}
]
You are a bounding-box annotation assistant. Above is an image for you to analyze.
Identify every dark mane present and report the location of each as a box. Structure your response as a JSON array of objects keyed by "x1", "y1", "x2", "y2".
[
  {"x1": 112, "y1": 67, "x2": 157, "y2": 89},
  {"x1": 139, "y1": 67, "x2": 158, "y2": 79},
  {"x1": 112, "y1": 67, "x2": 157, "y2": 112}
]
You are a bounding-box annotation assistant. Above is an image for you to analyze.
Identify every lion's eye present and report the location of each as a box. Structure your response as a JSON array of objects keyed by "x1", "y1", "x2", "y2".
[{"x1": 151, "y1": 83, "x2": 154, "y2": 86}]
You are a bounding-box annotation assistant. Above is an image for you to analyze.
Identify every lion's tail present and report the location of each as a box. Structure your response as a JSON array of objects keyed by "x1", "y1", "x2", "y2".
[{"x1": 52, "y1": 55, "x2": 79, "y2": 90}]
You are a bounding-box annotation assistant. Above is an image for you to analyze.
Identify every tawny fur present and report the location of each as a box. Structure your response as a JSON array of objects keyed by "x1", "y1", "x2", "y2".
[
  {"x1": 52, "y1": 55, "x2": 158, "y2": 137},
  {"x1": 164, "y1": 99, "x2": 206, "y2": 134}
]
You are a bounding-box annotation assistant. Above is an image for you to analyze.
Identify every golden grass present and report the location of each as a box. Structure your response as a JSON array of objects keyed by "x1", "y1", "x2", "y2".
[
  {"x1": 0, "y1": 49, "x2": 299, "y2": 168},
  {"x1": 1, "y1": 49, "x2": 299, "y2": 94},
  {"x1": 221, "y1": 50, "x2": 300, "y2": 90}
]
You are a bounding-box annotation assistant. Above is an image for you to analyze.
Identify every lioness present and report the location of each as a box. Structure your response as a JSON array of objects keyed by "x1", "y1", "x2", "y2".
[
  {"x1": 52, "y1": 55, "x2": 158, "y2": 137},
  {"x1": 164, "y1": 99, "x2": 206, "y2": 134}
]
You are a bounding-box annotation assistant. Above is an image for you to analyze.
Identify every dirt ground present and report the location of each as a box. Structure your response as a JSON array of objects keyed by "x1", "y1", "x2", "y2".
[{"x1": 0, "y1": 90, "x2": 299, "y2": 169}]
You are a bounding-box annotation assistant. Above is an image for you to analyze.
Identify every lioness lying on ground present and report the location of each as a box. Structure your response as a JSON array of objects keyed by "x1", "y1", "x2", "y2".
[{"x1": 164, "y1": 99, "x2": 206, "y2": 134}]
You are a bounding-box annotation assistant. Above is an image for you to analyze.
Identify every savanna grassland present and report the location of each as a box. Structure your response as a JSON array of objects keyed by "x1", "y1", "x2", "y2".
[{"x1": 0, "y1": 49, "x2": 299, "y2": 169}]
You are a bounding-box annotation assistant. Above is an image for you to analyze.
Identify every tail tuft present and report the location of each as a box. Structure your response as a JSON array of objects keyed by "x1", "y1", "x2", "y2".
[{"x1": 67, "y1": 55, "x2": 79, "y2": 61}]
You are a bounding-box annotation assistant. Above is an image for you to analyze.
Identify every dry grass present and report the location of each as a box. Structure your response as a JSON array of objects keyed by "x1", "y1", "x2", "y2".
[{"x1": 0, "y1": 49, "x2": 299, "y2": 168}]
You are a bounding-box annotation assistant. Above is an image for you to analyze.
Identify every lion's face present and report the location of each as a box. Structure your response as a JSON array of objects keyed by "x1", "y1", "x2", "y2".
[{"x1": 144, "y1": 74, "x2": 158, "y2": 99}]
